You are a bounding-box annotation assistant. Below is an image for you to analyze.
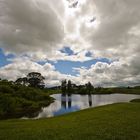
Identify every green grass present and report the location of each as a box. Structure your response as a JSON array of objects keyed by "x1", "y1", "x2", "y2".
[
  {"x1": 43, "y1": 89, "x2": 61, "y2": 95},
  {"x1": 0, "y1": 103, "x2": 140, "y2": 140}
]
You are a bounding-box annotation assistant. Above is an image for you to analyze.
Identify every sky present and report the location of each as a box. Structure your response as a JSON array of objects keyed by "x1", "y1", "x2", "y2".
[{"x1": 0, "y1": 0, "x2": 140, "y2": 87}]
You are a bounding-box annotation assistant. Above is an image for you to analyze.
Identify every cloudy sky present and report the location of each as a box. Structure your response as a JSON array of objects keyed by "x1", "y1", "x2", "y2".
[{"x1": 0, "y1": 0, "x2": 140, "y2": 87}]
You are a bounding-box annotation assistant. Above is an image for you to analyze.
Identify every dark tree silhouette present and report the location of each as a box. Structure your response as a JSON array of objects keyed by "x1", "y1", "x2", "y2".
[
  {"x1": 22, "y1": 77, "x2": 28, "y2": 85},
  {"x1": 67, "y1": 80, "x2": 72, "y2": 94},
  {"x1": 15, "y1": 78, "x2": 24, "y2": 85},
  {"x1": 15, "y1": 72, "x2": 45, "y2": 88},
  {"x1": 27, "y1": 72, "x2": 45, "y2": 88},
  {"x1": 61, "y1": 79, "x2": 67, "y2": 94},
  {"x1": 85, "y1": 82, "x2": 94, "y2": 94},
  {"x1": 15, "y1": 77, "x2": 28, "y2": 86}
]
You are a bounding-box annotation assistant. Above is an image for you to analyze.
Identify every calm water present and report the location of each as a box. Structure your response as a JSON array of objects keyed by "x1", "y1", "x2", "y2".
[{"x1": 33, "y1": 93, "x2": 140, "y2": 119}]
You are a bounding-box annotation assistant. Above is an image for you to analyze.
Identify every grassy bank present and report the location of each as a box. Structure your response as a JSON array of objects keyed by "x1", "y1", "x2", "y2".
[
  {"x1": 43, "y1": 89, "x2": 61, "y2": 95},
  {"x1": 0, "y1": 102, "x2": 140, "y2": 140}
]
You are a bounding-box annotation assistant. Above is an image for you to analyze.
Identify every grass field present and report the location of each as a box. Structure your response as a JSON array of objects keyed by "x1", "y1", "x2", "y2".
[{"x1": 0, "y1": 102, "x2": 140, "y2": 140}]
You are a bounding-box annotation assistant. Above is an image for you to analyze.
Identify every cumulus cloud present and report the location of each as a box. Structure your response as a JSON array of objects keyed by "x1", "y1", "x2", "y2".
[
  {"x1": 0, "y1": 56, "x2": 140, "y2": 87},
  {"x1": 79, "y1": 0, "x2": 140, "y2": 58},
  {"x1": 0, "y1": 0, "x2": 64, "y2": 53},
  {"x1": 0, "y1": 0, "x2": 140, "y2": 87},
  {"x1": 0, "y1": 58, "x2": 79, "y2": 87},
  {"x1": 27, "y1": 50, "x2": 93, "y2": 62},
  {"x1": 64, "y1": 0, "x2": 140, "y2": 86},
  {"x1": 73, "y1": 60, "x2": 140, "y2": 87}
]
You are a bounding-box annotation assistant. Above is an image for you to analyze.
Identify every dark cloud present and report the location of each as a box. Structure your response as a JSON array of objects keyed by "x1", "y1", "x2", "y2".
[
  {"x1": 0, "y1": 0, "x2": 64, "y2": 53},
  {"x1": 0, "y1": 0, "x2": 140, "y2": 87}
]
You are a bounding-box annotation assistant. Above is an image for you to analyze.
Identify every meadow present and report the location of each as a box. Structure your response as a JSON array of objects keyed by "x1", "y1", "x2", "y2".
[{"x1": 0, "y1": 102, "x2": 140, "y2": 140}]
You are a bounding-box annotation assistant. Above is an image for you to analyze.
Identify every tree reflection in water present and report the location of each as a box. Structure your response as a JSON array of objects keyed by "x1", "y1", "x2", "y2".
[{"x1": 61, "y1": 94, "x2": 72, "y2": 109}]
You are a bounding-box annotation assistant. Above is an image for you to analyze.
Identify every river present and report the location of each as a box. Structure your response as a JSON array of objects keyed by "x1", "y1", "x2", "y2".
[{"x1": 31, "y1": 93, "x2": 140, "y2": 119}]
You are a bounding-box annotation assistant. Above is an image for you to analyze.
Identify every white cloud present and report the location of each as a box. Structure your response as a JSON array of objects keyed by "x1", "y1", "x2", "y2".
[
  {"x1": 0, "y1": 56, "x2": 140, "y2": 87},
  {"x1": 22, "y1": 49, "x2": 93, "y2": 62},
  {"x1": 0, "y1": 0, "x2": 140, "y2": 87},
  {"x1": 79, "y1": 0, "x2": 140, "y2": 58},
  {"x1": 0, "y1": 58, "x2": 78, "y2": 87},
  {"x1": 0, "y1": 0, "x2": 65, "y2": 53},
  {"x1": 74, "y1": 60, "x2": 140, "y2": 87}
]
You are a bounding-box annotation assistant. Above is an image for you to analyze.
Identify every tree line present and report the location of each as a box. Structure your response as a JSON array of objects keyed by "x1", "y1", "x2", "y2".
[
  {"x1": 15, "y1": 72, "x2": 45, "y2": 89},
  {"x1": 0, "y1": 74, "x2": 53, "y2": 119},
  {"x1": 61, "y1": 79, "x2": 94, "y2": 94}
]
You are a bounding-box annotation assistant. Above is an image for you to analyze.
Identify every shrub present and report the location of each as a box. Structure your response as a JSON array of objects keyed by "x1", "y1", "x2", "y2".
[{"x1": 0, "y1": 85, "x2": 14, "y2": 94}]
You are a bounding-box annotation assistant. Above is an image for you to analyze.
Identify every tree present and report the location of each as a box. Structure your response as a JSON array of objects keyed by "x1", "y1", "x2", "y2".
[
  {"x1": 61, "y1": 79, "x2": 67, "y2": 94},
  {"x1": 15, "y1": 78, "x2": 24, "y2": 85},
  {"x1": 22, "y1": 77, "x2": 28, "y2": 86},
  {"x1": 67, "y1": 80, "x2": 72, "y2": 93},
  {"x1": 27, "y1": 72, "x2": 45, "y2": 88},
  {"x1": 15, "y1": 72, "x2": 45, "y2": 88},
  {"x1": 15, "y1": 77, "x2": 28, "y2": 86},
  {"x1": 85, "y1": 82, "x2": 94, "y2": 94}
]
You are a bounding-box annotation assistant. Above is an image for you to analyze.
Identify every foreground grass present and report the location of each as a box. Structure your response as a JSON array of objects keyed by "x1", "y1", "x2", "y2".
[{"x1": 0, "y1": 103, "x2": 140, "y2": 140}]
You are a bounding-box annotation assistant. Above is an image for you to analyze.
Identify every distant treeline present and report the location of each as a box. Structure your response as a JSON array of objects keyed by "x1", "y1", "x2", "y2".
[
  {"x1": 60, "y1": 79, "x2": 140, "y2": 95},
  {"x1": 61, "y1": 80, "x2": 94, "y2": 94}
]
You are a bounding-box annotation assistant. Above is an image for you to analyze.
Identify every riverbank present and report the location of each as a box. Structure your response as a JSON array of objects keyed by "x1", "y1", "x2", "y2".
[
  {"x1": 75, "y1": 87, "x2": 140, "y2": 95},
  {"x1": 0, "y1": 102, "x2": 140, "y2": 140},
  {"x1": 0, "y1": 80, "x2": 54, "y2": 119}
]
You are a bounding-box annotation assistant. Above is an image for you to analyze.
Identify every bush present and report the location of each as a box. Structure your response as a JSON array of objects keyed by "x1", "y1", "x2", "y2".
[
  {"x1": 0, "y1": 80, "x2": 53, "y2": 119},
  {"x1": 0, "y1": 85, "x2": 14, "y2": 94}
]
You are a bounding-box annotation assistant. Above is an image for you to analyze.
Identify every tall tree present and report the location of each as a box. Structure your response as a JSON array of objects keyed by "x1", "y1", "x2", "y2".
[
  {"x1": 85, "y1": 82, "x2": 94, "y2": 94},
  {"x1": 61, "y1": 79, "x2": 67, "y2": 94},
  {"x1": 15, "y1": 78, "x2": 24, "y2": 85},
  {"x1": 27, "y1": 72, "x2": 45, "y2": 88},
  {"x1": 67, "y1": 80, "x2": 72, "y2": 93},
  {"x1": 22, "y1": 77, "x2": 28, "y2": 86},
  {"x1": 15, "y1": 77, "x2": 28, "y2": 86}
]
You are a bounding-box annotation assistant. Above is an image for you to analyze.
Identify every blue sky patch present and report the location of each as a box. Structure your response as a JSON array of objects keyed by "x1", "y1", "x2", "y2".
[
  {"x1": 0, "y1": 47, "x2": 111, "y2": 76},
  {"x1": 37, "y1": 61, "x2": 47, "y2": 66},
  {"x1": 0, "y1": 48, "x2": 15, "y2": 67},
  {"x1": 85, "y1": 51, "x2": 92, "y2": 57},
  {"x1": 49, "y1": 58, "x2": 111, "y2": 76},
  {"x1": 60, "y1": 46, "x2": 74, "y2": 56}
]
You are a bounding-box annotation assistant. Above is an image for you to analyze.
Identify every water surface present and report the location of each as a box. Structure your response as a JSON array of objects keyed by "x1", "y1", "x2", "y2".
[{"x1": 35, "y1": 93, "x2": 140, "y2": 119}]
